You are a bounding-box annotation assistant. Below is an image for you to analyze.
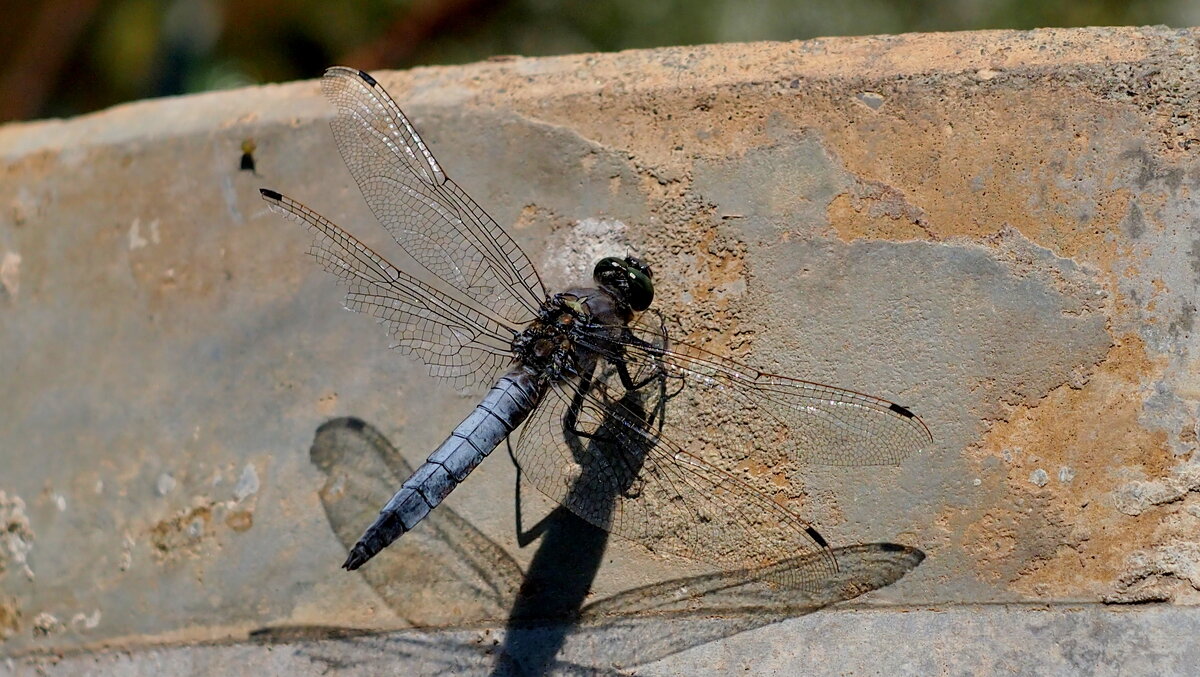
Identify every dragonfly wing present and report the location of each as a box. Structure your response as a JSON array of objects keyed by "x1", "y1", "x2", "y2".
[
  {"x1": 321, "y1": 67, "x2": 546, "y2": 325},
  {"x1": 512, "y1": 368, "x2": 836, "y2": 591},
  {"x1": 262, "y1": 189, "x2": 518, "y2": 390},
  {"x1": 576, "y1": 319, "x2": 933, "y2": 467},
  {"x1": 580, "y1": 542, "x2": 924, "y2": 619}
]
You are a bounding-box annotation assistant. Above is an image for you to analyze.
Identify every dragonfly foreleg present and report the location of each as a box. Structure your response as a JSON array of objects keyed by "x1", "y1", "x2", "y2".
[
  {"x1": 614, "y1": 358, "x2": 661, "y2": 393},
  {"x1": 614, "y1": 318, "x2": 672, "y2": 392}
]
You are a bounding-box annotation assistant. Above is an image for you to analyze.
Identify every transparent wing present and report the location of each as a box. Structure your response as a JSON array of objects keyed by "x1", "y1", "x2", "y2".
[
  {"x1": 575, "y1": 319, "x2": 933, "y2": 467},
  {"x1": 322, "y1": 66, "x2": 546, "y2": 325},
  {"x1": 261, "y1": 189, "x2": 519, "y2": 390},
  {"x1": 580, "y1": 542, "x2": 924, "y2": 618},
  {"x1": 513, "y1": 365, "x2": 837, "y2": 591}
]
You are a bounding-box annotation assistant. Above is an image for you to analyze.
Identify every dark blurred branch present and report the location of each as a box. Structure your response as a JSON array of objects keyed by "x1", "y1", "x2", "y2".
[
  {"x1": 340, "y1": 0, "x2": 505, "y2": 70},
  {"x1": 0, "y1": 0, "x2": 102, "y2": 122}
]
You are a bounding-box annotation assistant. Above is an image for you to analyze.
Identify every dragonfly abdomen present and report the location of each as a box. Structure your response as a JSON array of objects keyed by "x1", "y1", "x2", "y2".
[{"x1": 342, "y1": 370, "x2": 542, "y2": 570}]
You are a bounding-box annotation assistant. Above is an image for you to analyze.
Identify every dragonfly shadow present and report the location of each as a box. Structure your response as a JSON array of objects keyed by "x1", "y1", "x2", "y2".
[
  {"x1": 495, "y1": 540, "x2": 928, "y2": 675},
  {"x1": 564, "y1": 541, "x2": 924, "y2": 668},
  {"x1": 301, "y1": 417, "x2": 925, "y2": 675},
  {"x1": 495, "y1": 365, "x2": 662, "y2": 675}
]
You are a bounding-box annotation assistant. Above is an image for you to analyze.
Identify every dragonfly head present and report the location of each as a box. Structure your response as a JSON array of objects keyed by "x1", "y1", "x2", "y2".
[{"x1": 593, "y1": 256, "x2": 654, "y2": 312}]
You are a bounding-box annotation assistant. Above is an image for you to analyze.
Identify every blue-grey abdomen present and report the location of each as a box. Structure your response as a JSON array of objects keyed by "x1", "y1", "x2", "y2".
[{"x1": 342, "y1": 370, "x2": 542, "y2": 570}]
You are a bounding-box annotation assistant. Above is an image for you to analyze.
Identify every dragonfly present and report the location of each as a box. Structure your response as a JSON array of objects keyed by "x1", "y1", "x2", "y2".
[{"x1": 260, "y1": 66, "x2": 932, "y2": 590}]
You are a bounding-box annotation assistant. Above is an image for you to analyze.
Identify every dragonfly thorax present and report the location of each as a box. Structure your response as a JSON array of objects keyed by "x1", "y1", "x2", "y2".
[{"x1": 512, "y1": 289, "x2": 624, "y2": 382}]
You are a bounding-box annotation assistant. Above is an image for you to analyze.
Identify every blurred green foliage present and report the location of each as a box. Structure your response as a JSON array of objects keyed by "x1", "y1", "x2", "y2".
[{"x1": 1, "y1": 0, "x2": 1195, "y2": 121}]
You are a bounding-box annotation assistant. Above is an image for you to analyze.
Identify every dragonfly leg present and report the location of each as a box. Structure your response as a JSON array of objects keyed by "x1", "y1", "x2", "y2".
[
  {"x1": 613, "y1": 320, "x2": 685, "y2": 429},
  {"x1": 562, "y1": 368, "x2": 613, "y2": 443},
  {"x1": 621, "y1": 319, "x2": 668, "y2": 388},
  {"x1": 561, "y1": 365, "x2": 652, "y2": 499},
  {"x1": 615, "y1": 358, "x2": 659, "y2": 392}
]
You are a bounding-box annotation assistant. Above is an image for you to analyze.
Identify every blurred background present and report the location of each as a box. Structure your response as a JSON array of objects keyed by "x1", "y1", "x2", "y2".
[{"x1": 0, "y1": 0, "x2": 1196, "y2": 123}]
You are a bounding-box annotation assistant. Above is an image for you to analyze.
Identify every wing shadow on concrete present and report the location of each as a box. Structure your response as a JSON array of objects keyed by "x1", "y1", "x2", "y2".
[
  {"x1": 489, "y1": 542, "x2": 924, "y2": 676},
  {"x1": 297, "y1": 417, "x2": 924, "y2": 675},
  {"x1": 494, "y1": 356, "x2": 667, "y2": 675},
  {"x1": 309, "y1": 416, "x2": 523, "y2": 627}
]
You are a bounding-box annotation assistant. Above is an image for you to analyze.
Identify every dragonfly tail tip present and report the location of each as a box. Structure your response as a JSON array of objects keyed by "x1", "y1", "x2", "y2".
[{"x1": 342, "y1": 548, "x2": 368, "y2": 571}]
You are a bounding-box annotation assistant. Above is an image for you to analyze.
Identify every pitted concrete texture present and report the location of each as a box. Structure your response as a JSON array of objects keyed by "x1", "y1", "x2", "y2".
[
  {"x1": 2, "y1": 25, "x2": 1199, "y2": 671},
  {"x1": 8, "y1": 606, "x2": 1200, "y2": 676}
]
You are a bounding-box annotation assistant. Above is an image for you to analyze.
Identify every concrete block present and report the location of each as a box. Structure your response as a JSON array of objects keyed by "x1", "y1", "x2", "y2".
[{"x1": 2, "y1": 25, "x2": 1198, "y2": 673}]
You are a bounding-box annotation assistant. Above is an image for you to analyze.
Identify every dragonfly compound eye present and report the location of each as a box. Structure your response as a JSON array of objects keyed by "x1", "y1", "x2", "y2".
[
  {"x1": 625, "y1": 266, "x2": 654, "y2": 311},
  {"x1": 623, "y1": 255, "x2": 653, "y2": 280},
  {"x1": 593, "y1": 256, "x2": 654, "y2": 311},
  {"x1": 592, "y1": 257, "x2": 624, "y2": 283}
]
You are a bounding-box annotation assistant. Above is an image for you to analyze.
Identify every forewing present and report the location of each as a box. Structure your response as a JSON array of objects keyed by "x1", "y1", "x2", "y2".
[
  {"x1": 576, "y1": 320, "x2": 933, "y2": 467},
  {"x1": 321, "y1": 66, "x2": 546, "y2": 325},
  {"x1": 513, "y1": 373, "x2": 837, "y2": 591},
  {"x1": 261, "y1": 189, "x2": 518, "y2": 390}
]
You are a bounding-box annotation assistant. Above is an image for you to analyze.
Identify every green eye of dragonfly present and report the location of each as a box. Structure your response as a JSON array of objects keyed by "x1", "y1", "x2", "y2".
[
  {"x1": 625, "y1": 266, "x2": 653, "y2": 311},
  {"x1": 593, "y1": 257, "x2": 655, "y2": 311}
]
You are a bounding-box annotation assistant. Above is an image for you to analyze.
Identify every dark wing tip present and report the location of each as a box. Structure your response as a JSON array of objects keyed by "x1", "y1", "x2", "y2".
[
  {"x1": 259, "y1": 188, "x2": 282, "y2": 201},
  {"x1": 356, "y1": 69, "x2": 377, "y2": 87},
  {"x1": 805, "y1": 525, "x2": 830, "y2": 549},
  {"x1": 888, "y1": 402, "x2": 916, "y2": 419}
]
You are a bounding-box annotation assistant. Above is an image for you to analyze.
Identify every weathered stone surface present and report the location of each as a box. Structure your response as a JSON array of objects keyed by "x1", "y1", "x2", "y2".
[
  {"x1": 8, "y1": 606, "x2": 1200, "y2": 676},
  {"x1": 2, "y1": 25, "x2": 1199, "y2": 670}
]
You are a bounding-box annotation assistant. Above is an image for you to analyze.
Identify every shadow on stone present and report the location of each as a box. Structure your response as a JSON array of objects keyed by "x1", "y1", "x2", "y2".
[
  {"x1": 489, "y1": 352, "x2": 667, "y2": 672},
  {"x1": 299, "y1": 416, "x2": 925, "y2": 675},
  {"x1": 260, "y1": 543, "x2": 921, "y2": 675},
  {"x1": 309, "y1": 416, "x2": 523, "y2": 627}
]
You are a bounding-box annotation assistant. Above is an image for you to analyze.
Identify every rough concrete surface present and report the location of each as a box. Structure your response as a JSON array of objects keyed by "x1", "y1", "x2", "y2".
[
  {"x1": 2, "y1": 25, "x2": 1199, "y2": 675},
  {"x1": 8, "y1": 606, "x2": 1200, "y2": 676}
]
